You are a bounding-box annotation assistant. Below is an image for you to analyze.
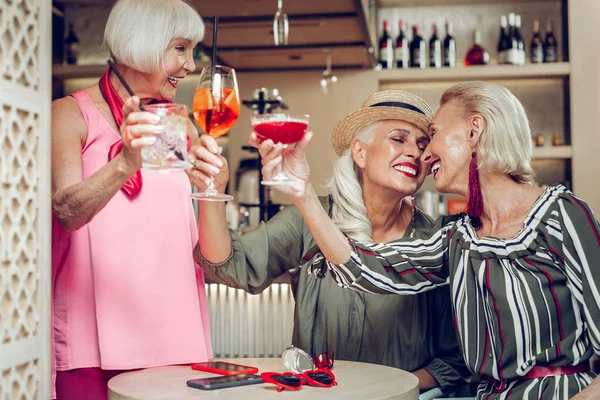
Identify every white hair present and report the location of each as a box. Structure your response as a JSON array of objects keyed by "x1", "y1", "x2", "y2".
[
  {"x1": 104, "y1": 0, "x2": 204, "y2": 74},
  {"x1": 441, "y1": 82, "x2": 535, "y2": 183},
  {"x1": 328, "y1": 122, "x2": 378, "y2": 243}
]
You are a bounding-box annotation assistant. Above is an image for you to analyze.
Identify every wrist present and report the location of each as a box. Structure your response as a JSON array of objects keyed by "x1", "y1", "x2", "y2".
[
  {"x1": 215, "y1": 182, "x2": 228, "y2": 194},
  {"x1": 293, "y1": 182, "x2": 316, "y2": 211},
  {"x1": 114, "y1": 152, "x2": 138, "y2": 177}
]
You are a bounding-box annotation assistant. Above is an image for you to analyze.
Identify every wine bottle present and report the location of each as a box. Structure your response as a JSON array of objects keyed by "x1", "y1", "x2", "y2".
[
  {"x1": 395, "y1": 19, "x2": 409, "y2": 69},
  {"x1": 465, "y1": 30, "x2": 489, "y2": 66},
  {"x1": 506, "y1": 13, "x2": 519, "y2": 65},
  {"x1": 544, "y1": 20, "x2": 558, "y2": 62},
  {"x1": 497, "y1": 15, "x2": 509, "y2": 64},
  {"x1": 443, "y1": 22, "x2": 456, "y2": 68},
  {"x1": 410, "y1": 25, "x2": 426, "y2": 68},
  {"x1": 378, "y1": 19, "x2": 394, "y2": 69},
  {"x1": 429, "y1": 24, "x2": 442, "y2": 68},
  {"x1": 531, "y1": 20, "x2": 544, "y2": 64},
  {"x1": 65, "y1": 23, "x2": 79, "y2": 65},
  {"x1": 515, "y1": 14, "x2": 525, "y2": 65}
]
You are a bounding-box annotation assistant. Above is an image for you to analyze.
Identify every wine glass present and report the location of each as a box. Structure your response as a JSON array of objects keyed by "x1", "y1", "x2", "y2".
[
  {"x1": 191, "y1": 65, "x2": 240, "y2": 201},
  {"x1": 250, "y1": 113, "x2": 309, "y2": 185}
]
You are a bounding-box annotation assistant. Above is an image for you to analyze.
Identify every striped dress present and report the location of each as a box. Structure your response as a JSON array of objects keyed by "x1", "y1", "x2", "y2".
[{"x1": 326, "y1": 185, "x2": 600, "y2": 399}]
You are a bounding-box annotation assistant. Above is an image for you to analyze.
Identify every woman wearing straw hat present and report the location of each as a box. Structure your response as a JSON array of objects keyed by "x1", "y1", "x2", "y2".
[
  {"x1": 191, "y1": 90, "x2": 470, "y2": 395},
  {"x1": 258, "y1": 81, "x2": 600, "y2": 399}
]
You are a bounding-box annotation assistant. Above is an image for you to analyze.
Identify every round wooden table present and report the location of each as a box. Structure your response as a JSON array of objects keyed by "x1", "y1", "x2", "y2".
[{"x1": 108, "y1": 358, "x2": 419, "y2": 400}]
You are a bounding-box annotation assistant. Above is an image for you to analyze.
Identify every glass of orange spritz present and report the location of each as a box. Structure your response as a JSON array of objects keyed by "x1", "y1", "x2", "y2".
[{"x1": 191, "y1": 65, "x2": 240, "y2": 201}]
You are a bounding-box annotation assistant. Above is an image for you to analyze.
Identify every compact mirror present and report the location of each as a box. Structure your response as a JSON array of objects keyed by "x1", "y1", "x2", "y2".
[{"x1": 281, "y1": 346, "x2": 315, "y2": 373}]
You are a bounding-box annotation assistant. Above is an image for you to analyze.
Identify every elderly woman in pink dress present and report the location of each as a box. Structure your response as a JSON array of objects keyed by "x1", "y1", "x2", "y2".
[{"x1": 51, "y1": 1, "x2": 218, "y2": 398}]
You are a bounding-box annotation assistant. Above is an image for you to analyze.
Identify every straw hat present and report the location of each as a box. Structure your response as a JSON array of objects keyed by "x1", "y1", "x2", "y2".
[{"x1": 332, "y1": 90, "x2": 434, "y2": 156}]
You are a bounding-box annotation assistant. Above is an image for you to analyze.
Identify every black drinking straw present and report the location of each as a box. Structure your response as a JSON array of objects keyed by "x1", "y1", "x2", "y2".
[
  {"x1": 107, "y1": 59, "x2": 185, "y2": 161},
  {"x1": 211, "y1": 16, "x2": 218, "y2": 86},
  {"x1": 107, "y1": 59, "x2": 146, "y2": 111}
]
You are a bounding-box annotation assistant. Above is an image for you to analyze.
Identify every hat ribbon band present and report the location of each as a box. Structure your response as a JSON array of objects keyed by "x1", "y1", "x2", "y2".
[{"x1": 369, "y1": 101, "x2": 425, "y2": 115}]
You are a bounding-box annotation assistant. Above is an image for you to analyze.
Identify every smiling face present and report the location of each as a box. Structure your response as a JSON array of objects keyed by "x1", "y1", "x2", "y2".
[
  {"x1": 353, "y1": 120, "x2": 431, "y2": 198},
  {"x1": 147, "y1": 38, "x2": 196, "y2": 101},
  {"x1": 422, "y1": 100, "x2": 473, "y2": 196}
]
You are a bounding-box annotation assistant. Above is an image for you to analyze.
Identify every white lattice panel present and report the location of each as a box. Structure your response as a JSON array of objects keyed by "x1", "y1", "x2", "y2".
[
  {"x1": 0, "y1": 360, "x2": 38, "y2": 400},
  {"x1": 0, "y1": 0, "x2": 51, "y2": 399},
  {"x1": 0, "y1": 105, "x2": 39, "y2": 346},
  {"x1": 0, "y1": 0, "x2": 40, "y2": 90}
]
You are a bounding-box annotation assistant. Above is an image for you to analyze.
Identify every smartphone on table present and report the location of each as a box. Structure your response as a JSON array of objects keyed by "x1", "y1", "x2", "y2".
[
  {"x1": 187, "y1": 374, "x2": 263, "y2": 390},
  {"x1": 191, "y1": 361, "x2": 259, "y2": 376}
]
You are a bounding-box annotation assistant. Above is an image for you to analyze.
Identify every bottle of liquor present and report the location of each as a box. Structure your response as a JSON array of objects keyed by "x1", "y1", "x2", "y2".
[
  {"x1": 410, "y1": 25, "x2": 426, "y2": 68},
  {"x1": 429, "y1": 24, "x2": 442, "y2": 68},
  {"x1": 531, "y1": 20, "x2": 544, "y2": 64},
  {"x1": 64, "y1": 23, "x2": 79, "y2": 65},
  {"x1": 515, "y1": 14, "x2": 525, "y2": 65},
  {"x1": 378, "y1": 19, "x2": 394, "y2": 69},
  {"x1": 465, "y1": 30, "x2": 489, "y2": 66},
  {"x1": 443, "y1": 22, "x2": 456, "y2": 68},
  {"x1": 497, "y1": 15, "x2": 509, "y2": 64},
  {"x1": 505, "y1": 13, "x2": 519, "y2": 65},
  {"x1": 395, "y1": 19, "x2": 409, "y2": 69},
  {"x1": 544, "y1": 20, "x2": 558, "y2": 62}
]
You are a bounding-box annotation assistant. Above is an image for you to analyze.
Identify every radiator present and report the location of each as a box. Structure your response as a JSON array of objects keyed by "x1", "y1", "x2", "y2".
[{"x1": 205, "y1": 283, "x2": 294, "y2": 358}]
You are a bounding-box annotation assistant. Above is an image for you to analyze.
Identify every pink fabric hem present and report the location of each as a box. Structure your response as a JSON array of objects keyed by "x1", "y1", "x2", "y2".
[{"x1": 54, "y1": 354, "x2": 214, "y2": 371}]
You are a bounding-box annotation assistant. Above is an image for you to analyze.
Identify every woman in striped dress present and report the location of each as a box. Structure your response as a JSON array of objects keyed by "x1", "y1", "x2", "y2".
[{"x1": 257, "y1": 82, "x2": 600, "y2": 399}]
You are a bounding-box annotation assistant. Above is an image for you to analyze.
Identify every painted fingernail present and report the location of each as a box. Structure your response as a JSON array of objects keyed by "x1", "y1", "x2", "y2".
[
  {"x1": 211, "y1": 166, "x2": 220, "y2": 175},
  {"x1": 140, "y1": 137, "x2": 157, "y2": 145},
  {"x1": 150, "y1": 115, "x2": 161, "y2": 123},
  {"x1": 215, "y1": 158, "x2": 223, "y2": 167}
]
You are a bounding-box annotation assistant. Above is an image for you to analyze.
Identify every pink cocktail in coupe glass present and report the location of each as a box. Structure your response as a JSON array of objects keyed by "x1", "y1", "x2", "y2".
[{"x1": 250, "y1": 113, "x2": 309, "y2": 185}]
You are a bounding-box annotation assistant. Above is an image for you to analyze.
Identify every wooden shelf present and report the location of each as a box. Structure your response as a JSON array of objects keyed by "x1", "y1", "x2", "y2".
[
  {"x1": 378, "y1": 62, "x2": 570, "y2": 84},
  {"x1": 532, "y1": 146, "x2": 572, "y2": 160},
  {"x1": 379, "y1": 0, "x2": 558, "y2": 6},
  {"x1": 52, "y1": 61, "x2": 211, "y2": 80}
]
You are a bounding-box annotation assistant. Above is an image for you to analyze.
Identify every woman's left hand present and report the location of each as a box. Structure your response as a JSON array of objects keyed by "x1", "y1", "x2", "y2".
[{"x1": 186, "y1": 134, "x2": 229, "y2": 192}]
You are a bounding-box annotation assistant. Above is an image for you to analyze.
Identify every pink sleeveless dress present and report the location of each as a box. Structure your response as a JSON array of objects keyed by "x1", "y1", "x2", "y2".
[{"x1": 52, "y1": 90, "x2": 212, "y2": 384}]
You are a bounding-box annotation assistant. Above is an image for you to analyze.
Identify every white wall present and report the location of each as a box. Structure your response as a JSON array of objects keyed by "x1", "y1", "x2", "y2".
[{"x1": 569, "y1": 0, "x2": 600, "y2": 215}]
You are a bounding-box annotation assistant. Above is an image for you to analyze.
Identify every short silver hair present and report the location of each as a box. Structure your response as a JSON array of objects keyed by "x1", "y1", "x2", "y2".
[
  {"x1": 441, "y1": 82, "x2": 535, "y2": 183},
  {"x1": 105, "y1": 0, "x2": 204, "y2": 73}
]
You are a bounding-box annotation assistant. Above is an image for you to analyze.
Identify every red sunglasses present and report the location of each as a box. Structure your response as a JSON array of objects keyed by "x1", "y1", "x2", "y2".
[{"x1": 260, "y1": 369, "x2": 337, "y2": 392}]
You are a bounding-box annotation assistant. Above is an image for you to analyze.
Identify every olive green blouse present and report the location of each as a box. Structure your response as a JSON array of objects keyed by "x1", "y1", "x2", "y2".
[{"x1": 194, "y1": 198, "x2": 470, "y2": 391}]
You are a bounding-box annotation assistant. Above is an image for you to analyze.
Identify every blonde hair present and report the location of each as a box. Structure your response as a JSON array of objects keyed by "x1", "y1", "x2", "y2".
[
  {"x1": 441, "y1": 82, "x2": 534, "y2": 183},
  {"x1": 328, "y1": 122, "x2": 378, "y2": 243},
  {"x1": 105, "y1": 0, "x2": 204, "y2": 74}
]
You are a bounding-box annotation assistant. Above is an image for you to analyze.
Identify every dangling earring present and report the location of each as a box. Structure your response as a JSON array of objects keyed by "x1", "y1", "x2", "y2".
[
  {"x1": 410, "y1": 195, "x2": 416, "y2": 236},
  {"x1": 467, "y1": 151, "x2": 483, "y2": 228}
]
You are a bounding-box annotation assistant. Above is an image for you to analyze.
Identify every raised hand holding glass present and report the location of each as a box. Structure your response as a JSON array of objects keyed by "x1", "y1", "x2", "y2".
[
  {"x1": 191, "y1": 65, "x2": 239, "y2": 201},
  {"x1": 250, "y1": 113, "x2": 309, "y2": 186}
]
